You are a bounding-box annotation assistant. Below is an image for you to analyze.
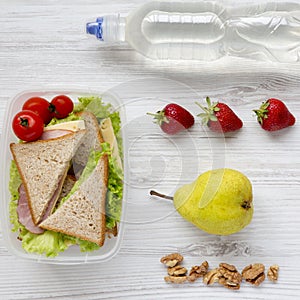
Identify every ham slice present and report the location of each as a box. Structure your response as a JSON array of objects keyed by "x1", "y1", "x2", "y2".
[
  {"x1": 40, "y1": 129, "x2": 72, "y2": 140},
  {"x1": 17, "y1": 176, "x2": 67, "y2": 234},
  {"x1": 39, "y1": 175, "x2": 66, "y2": 223},
  {"x1": 17, "y1": 184, "x2": 44, "y2": 234}
]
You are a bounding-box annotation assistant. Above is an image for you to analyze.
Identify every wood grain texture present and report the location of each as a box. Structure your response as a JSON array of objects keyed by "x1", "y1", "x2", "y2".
[{"x1": 1, "y1": 0, "x2": 300, "y2": 299}]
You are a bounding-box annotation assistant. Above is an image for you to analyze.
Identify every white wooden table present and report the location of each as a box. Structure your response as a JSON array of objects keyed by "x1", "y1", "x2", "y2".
[{"x1": 1, "y1": 0, "x2": 300, "y2": 299}]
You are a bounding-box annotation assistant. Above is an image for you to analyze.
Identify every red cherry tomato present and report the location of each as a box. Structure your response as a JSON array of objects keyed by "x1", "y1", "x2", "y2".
[
  {"x1": 12, "y1": 110, "x2": 44, "y2": 142},
  {"x1": 22, "y1": 97, "x2": 52, "y2": 124},
  {"x1": 51, "y1": 95, "x2": 74, "y2": 119}
]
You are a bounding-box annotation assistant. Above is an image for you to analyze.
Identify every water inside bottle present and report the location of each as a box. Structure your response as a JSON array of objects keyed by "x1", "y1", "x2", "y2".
[
  {"x1": 141, "y1": 11, "x2": 225, "y2": 44},
  {"x1": 124, "y1": 1, "x2": 227, "y2": 60}
]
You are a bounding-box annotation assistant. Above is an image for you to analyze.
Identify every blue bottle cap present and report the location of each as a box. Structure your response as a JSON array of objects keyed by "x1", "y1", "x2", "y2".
[{"x1": 86, "y1": 17, "x2": 104, "y2": 40}]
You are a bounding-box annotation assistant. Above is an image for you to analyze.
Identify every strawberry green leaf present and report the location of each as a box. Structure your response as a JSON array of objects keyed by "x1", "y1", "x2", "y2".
[
  {"x1": 147, "y1": 110, "x2": 169, "y2": 126},
  {"x1": 253, "y1": 100, "x2": 270, "y2": 124},
  {"x1": 196, "y1": 97, "x2": 219, "y2": 125}
]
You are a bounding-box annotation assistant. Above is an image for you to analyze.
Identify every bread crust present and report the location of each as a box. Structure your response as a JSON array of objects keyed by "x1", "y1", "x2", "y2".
[{"x1": 77, "y1": 110, "x2": 104, "y2": 143}]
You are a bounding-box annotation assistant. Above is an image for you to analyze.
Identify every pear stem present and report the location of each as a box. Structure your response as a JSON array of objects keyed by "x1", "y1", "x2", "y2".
[{"x1": 150, "y1": 190, "x2": 174, "y2": 201}]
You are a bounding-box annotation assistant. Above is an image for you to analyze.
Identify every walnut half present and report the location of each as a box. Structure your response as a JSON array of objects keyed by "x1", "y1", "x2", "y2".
[
  {"x1": 160, "y1": 253, "x2": 183, "y2": 268},
  {"x1": 242, "y1": 263, "x2": 265, "y2": 286},
  {"x1": 267, "y1": 265, "x2": 279, "y2": 282},
  {"x1": 188, "y1": 261, "x2": 209, "y2": 282},
  {"x1": 218, "y1": 263, "x2": 243, "y2": 290}
]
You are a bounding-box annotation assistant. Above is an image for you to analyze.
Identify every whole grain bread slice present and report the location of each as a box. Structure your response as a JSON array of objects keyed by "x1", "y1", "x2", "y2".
[
  {"x1": 40, "y1": 154, "x2": 108, "y2": 246},
  {"x1": 10, "y1": 130, "x2": 86, "y2": 225},
  {"x1": 73, "y1": 111, "x2": 104, "y2": 171}
]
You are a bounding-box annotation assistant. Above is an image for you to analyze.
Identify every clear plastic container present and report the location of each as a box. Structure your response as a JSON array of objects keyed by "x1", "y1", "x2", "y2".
[
  {"x1": 86, "y1": 1, "x2": 300, "y2": 62},
  {"x1": 0, "y1": 89, "x2": 127, "y2": 264}
]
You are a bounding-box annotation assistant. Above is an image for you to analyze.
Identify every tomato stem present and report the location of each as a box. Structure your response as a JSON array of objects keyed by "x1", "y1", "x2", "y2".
[
  {"x1": 19, "y1": 117, "x2": 29, "y2": 128},
  {"x1": 48, "y1": 103, "x2": 56, "y2": 113}
]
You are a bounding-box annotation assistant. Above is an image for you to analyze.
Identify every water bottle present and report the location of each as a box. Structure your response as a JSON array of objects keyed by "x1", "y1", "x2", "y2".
[{"x1": 86, "y1": 1, "x2": 300, "y2": 62}]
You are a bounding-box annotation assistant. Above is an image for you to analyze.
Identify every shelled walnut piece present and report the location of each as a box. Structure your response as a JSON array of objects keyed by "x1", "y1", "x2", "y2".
[
  {"x1": 160, "y1": 253, "x2": 183, "y2": 267},
  {"x1": 242, "y1": 263, "x2": 265, "y2": 286},
  {"x1": 188, "y1": 261, "x2": 209, "y2": 282},
  {"x1": 267, "y1": 264, "x2": 279, "y2": 282},
  {"x1": 218, "y1": 263, "x2": 243, "y2": 290}
]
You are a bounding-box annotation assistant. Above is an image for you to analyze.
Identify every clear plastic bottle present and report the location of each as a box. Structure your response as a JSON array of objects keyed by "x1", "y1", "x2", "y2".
[{"x1": 86, "y1": 1, "x2": 300, "y2": 62}]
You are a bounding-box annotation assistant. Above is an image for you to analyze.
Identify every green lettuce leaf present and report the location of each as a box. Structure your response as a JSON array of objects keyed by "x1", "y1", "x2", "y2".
[
  {"x1": 47, "y1": 112, "x2": 80, "y2": 126},
  {"x1": 21, "y1": 230, "x2": 74, "y2": 258},
  {"x1": 9, "y1": 161, "x2": 22, "y2": 232},
  {"x1": 74, "y1": 96, "x2": 112, "y2": 119},
  {"x1": 76, "y1": 238, "x2": 100, "y2": 252},
  {"x1": 100, "y1": 143, "x2": 123, "y2": 229}
]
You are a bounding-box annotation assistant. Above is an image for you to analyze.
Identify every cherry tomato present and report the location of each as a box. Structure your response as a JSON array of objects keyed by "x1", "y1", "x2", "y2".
[
  {"x1": 51, "y1": 95, "x2": 74, "y2": 119},
  {"x1": 22, "y1": 97, "x2": 52, "y2": 124},
  {"x1": 12, "y1": 110, "x2": 44, "y2": 142}
]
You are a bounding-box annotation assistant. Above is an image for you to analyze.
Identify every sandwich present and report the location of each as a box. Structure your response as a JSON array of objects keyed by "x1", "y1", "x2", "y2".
[{"x1": 9, "y1": 96, "x2": 123, "y2": 257}]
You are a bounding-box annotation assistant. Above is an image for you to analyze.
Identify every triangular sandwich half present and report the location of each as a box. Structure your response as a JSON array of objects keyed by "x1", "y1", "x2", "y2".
[
  {"x1": 40, "y1": 153, "x2": 108, "y2": 246},
  {"x1": 73, "y1": 111, "x2": 122, "y2": 237},
  {"x1": 10, "y1": 130, "x2": 86, "y2": 225}
]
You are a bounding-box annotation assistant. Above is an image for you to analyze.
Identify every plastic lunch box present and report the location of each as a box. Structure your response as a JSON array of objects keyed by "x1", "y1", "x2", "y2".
[{"x1": 0, "y1": 89, "x2": 127, "y2": 264}]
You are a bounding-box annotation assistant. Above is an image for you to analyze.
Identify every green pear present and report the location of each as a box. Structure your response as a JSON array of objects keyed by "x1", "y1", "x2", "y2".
[{"x1": 150, "y1": 168, "x2": 253, "y2": 235}]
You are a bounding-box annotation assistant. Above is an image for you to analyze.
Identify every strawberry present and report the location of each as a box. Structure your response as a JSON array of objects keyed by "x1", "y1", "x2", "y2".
[
  {"x1": 147, "y1": 103, "x2": 194, "y2": 135},
  {"x1": 254, "y1": 98, "x2": 296, "y2": 131},
  {"x1": 196, "y1": 97, "x2": 243, "y2": 133}
]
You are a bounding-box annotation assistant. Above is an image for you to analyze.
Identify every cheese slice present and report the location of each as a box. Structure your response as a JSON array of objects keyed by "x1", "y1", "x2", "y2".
[
  {"x1": 44, "y1": 120, "x2": 85, "y2": 132},
  {"x1": 100, "y1": 118, "x2": 123, "y2": 172}
]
